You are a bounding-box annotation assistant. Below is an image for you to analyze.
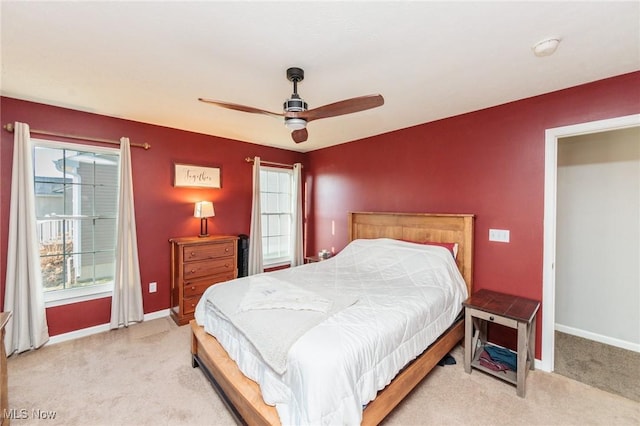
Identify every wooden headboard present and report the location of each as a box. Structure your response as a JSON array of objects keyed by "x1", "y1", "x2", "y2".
[{"x1": 348, "y1": 212, "x2": 474, "y2": 292}]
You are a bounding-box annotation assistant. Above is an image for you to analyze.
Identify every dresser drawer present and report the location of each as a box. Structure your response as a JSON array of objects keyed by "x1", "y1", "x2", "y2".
[
  {"x1": 467, "y1": 307, "x2": 518, "y2": 328},
  {"x1": 184, "y1": 272, "x2": 236, "y2": 297},
  {"x1": 183, "y1": 295, "x2": 200, "y2": 315},
  {"x1": 183, "y1": 241, "x2": 234, "y2": 262},
  {"x1": 184, "y1": 258, "x2": 235, "y2": 280}
]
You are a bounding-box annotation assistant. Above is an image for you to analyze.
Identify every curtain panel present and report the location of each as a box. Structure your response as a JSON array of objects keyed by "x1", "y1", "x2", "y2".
[
  {"x1": 110, "y1": 137, "x2": 144, "y2": 328},
  {"x1": 290, "y1": 163, "x2": 304, "y2": 267},
  {"x1": 4, "y1": 122, "x2": 49, "y2": 354},
  {"x1": 248, "y1": 157, "x2": 264, "y2": 275}
]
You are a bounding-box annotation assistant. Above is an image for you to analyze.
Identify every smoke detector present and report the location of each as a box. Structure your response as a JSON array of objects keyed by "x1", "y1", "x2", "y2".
[{"x1": 532, "y1": 38, "x2": 561, "y2": 57}]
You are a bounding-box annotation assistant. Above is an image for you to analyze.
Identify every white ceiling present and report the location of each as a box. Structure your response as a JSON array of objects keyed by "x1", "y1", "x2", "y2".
[{"x1": 1, "y1": 1, "x2": 639, "y2": 153}]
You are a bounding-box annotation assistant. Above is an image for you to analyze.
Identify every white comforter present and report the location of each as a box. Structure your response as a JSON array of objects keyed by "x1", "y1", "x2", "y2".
[{"x1": 195, "y1": 238, "x2": 468, "y2": 425}]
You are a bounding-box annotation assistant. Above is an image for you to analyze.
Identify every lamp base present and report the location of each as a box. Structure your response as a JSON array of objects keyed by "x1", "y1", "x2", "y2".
[{"x1": 198, "y1": 218, "x2": 209, "y2": 238}]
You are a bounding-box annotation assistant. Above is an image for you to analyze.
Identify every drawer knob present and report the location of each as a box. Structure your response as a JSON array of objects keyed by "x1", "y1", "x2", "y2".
[
  {"x1": 190, "y1": 286, "x2": 196, "y2": 291},
  {"x1": 225, "y1": 263, "x2": 229, "y2": 268},
  {"x1": 489, "y1": 316, "x2": 495, "y2": 321},
  {"x1": 225, "y1": 247, "x2": 229, "y2": 252},
  {"x1": 190, "y1": 251, "x2": 196, "y2": 257},
  {"x1": 190, "y1": 269, "x2": 196, "y2": 274}
]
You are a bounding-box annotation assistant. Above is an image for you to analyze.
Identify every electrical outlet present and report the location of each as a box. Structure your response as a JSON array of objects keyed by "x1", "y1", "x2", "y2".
[
  {"x1": 149, "y1": 282, "x2": 157, "y2": 293},
  {"x1": 489, "y1": 229, "x2": 510, "y2": 243}
]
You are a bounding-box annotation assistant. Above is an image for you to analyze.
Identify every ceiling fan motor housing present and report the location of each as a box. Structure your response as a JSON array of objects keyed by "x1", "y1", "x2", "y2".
[{"x1": 283, "y1": 96, "x2": 308, "y2": 112}]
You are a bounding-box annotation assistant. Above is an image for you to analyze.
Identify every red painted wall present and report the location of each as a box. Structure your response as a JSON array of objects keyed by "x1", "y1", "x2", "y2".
[
  {"x1": 2, "y1": 72, "x2": 639, "y2": 341},
  {"x1": 0, "y1": 97, "x2": 304, "y2": 335},
  {"x1": 305, "y1": 71, "x2": 640, "y2": 353}
]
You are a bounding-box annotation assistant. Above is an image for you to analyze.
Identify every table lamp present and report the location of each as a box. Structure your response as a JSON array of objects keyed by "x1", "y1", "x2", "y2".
[{"x1": 194, "y1": 201, "x2": 215, "y2": 237}]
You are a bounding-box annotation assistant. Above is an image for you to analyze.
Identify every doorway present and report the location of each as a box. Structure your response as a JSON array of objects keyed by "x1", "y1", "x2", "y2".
[
  {"x1": 553, "y1": 127, "x2": 640, "y2": 400},
  {"x1": 541, "y1": 114, "x2": 640, "y2": 373}
]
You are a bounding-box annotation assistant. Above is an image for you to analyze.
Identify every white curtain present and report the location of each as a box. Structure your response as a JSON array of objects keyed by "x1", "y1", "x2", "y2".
[
  {"x1": 4, "y1": 122, "x2": 49, "y2": 354},
  {"x1": 110, "y1": 137, "x2": 144, "y2": 329},
  {"x1": 248, "y1": 157, "x2": 264, "y2": 275},
  {"x1": 290, "y1": 163, "x2": 304, "y2": 267}
]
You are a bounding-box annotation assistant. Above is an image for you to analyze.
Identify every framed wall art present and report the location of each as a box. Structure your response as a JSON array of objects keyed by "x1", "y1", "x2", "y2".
[{"x1": 174, "y1": 163, "x2": 221, "y2": 188}]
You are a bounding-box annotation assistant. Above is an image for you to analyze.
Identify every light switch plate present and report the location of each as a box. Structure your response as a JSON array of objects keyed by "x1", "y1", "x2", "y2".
[{"x1": 489, "y1": 229, "x2": 510, "y2": 243}]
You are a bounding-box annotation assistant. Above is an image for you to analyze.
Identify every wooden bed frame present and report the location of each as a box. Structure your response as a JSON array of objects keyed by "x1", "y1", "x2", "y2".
[{"x1": 191, "y1": 212, "x2": 474, "y2": 425}]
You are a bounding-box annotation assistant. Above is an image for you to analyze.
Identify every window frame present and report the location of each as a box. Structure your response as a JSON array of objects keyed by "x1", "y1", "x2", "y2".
[
  {"x1": 259, "y1": 166, "x2": 294, "y2": 268},
  {"x1": 32, "y1": 138, "x2": 120, "y2": 307}
]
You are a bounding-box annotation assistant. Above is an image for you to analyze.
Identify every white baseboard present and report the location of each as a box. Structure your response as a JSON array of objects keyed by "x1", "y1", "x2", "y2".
[
  {"x1": 47, "y1": 309, "x2": 171, "y2": 346},
  {"x1": 555, "y1": 323, "x2": 640, "y2": 353}
]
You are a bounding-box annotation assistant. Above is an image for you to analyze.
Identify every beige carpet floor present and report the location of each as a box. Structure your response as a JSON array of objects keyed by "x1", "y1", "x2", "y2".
[
  {"x1": 554, "y1": 331, "x2": 640, "y2": 402},
  {"x1": 7, "y1": 317, "x2": 640, "y2": 425}
]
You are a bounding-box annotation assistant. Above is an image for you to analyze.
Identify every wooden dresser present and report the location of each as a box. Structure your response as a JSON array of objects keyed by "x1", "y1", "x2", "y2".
[{"x1": 169, "y1": 236, "x2": 238, "y2": 326}]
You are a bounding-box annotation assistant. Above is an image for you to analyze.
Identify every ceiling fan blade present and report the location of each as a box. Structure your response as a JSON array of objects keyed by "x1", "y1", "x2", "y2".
[
  {"x1": 291, "y1": 128, "x2": 308, "y2": 143},
  {"x1": 198, "y1": 98, "x2": 282, "y2": 118},
  {"x1": 294, "y1": 94, "x2": 384, "y2": 122}
]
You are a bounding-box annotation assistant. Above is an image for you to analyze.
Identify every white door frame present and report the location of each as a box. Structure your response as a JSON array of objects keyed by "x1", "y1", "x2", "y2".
[{"x1": 541, "y1": 113, "x2": 640, "y2": 372}]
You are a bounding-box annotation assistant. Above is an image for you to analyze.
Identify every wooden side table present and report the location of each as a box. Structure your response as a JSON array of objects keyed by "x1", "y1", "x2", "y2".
[{"x1": 463, "y1": 289, "x2": 540, "y2": 397}]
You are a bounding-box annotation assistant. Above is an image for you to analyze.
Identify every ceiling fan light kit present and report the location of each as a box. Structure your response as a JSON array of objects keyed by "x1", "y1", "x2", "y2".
[
  {"x1": 198, "y1": 66, "x2": 384, "y2": 143},
  {"x1": 285, "y1": 118, "x2": 307, "y2": 130}
]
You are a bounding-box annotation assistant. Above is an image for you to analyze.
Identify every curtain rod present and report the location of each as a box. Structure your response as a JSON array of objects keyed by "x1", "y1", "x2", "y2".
[
  {"x1": 2, "y1": 123, "x2": 151, "y2": 150},
  {"x1": 245, "y1": 157, "x2": 302, "y2": 168}
]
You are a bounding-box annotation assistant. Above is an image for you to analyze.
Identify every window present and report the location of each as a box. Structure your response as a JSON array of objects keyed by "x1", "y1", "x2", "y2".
[
  {"x1": 260, "y1": 167, "x2": 293, "y2": 266},
  {"x1": 33, "y1": 139, "x2": 120, "y2": 306}
]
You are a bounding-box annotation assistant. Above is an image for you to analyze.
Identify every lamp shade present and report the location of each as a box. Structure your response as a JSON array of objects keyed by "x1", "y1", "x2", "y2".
[{"x1": 194, "y1": 201, "x2": 215, "y2": 218}]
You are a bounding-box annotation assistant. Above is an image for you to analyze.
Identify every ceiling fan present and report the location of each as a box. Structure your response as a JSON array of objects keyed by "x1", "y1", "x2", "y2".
[{"x1": 198, "y1": 67, "x2": 384, "y2": 143}]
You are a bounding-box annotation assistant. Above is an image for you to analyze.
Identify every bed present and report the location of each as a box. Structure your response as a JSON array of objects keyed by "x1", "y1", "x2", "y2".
[{"x1": 190, "y1": 211, "x2": 474, "y2": 425}]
